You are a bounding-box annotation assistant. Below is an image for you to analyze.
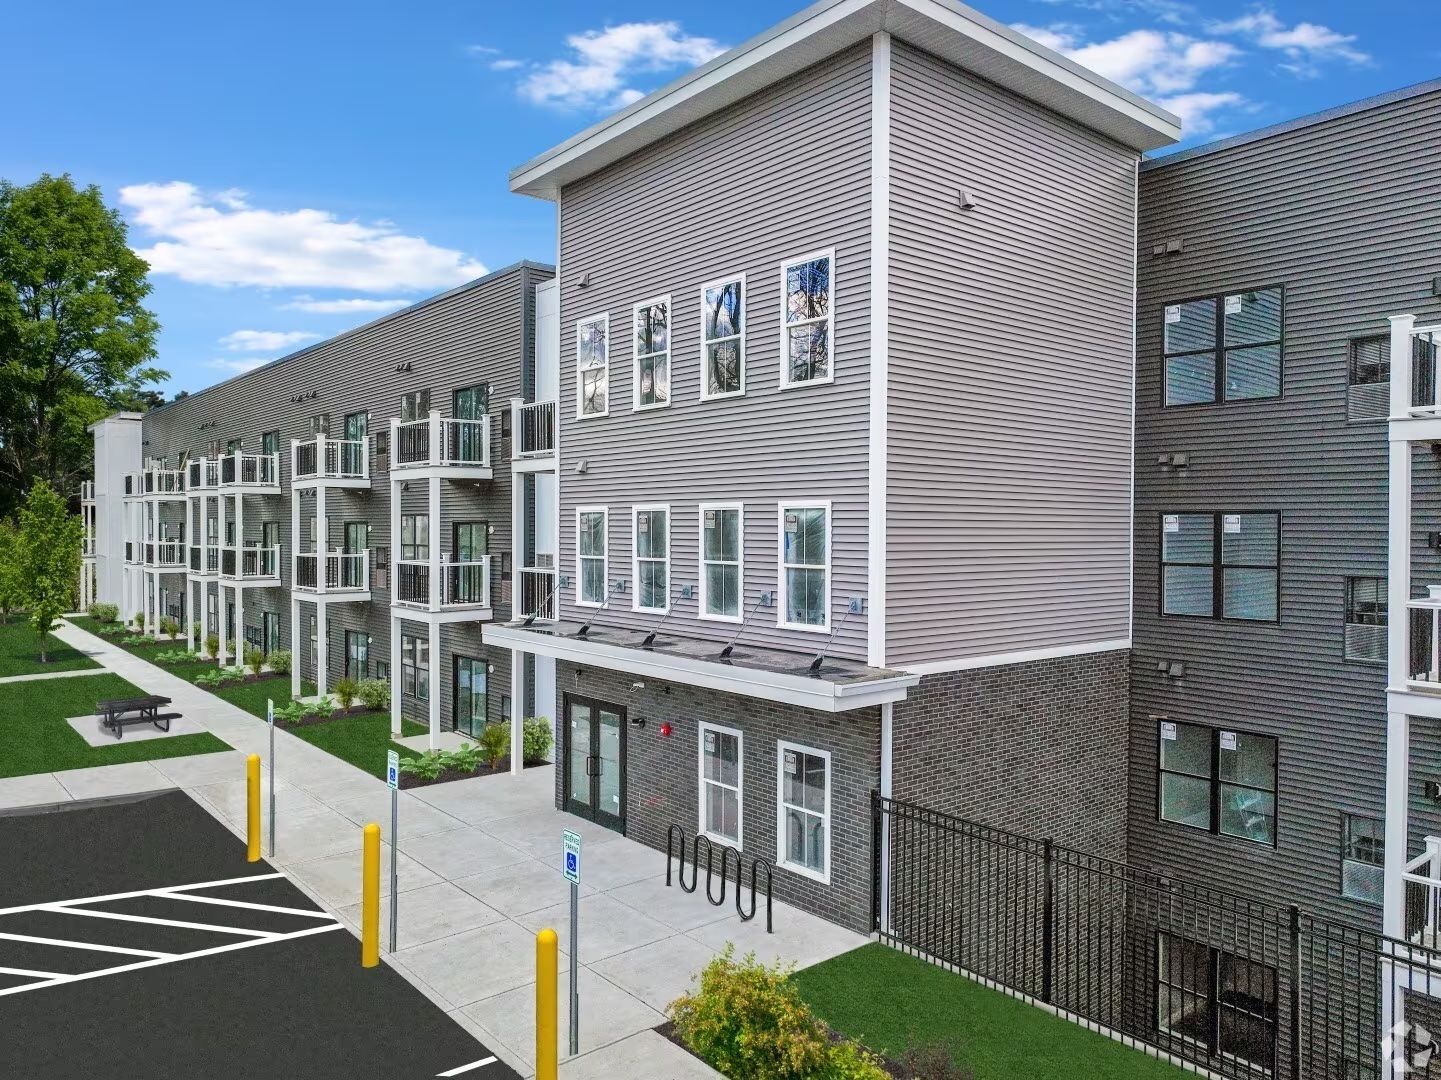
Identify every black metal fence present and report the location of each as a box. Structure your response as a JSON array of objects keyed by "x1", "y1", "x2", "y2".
[{"x1": 873, "y1": 793, "x2": 1441, "y2": 1079}]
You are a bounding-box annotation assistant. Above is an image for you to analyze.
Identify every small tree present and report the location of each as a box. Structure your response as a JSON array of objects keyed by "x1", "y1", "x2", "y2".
[
  {"x1": 15, "y1": 481, "x2": 83, "y2": 662},
  {"x1": 0, "y1": 520, "x2": 23, "y2": 624}
]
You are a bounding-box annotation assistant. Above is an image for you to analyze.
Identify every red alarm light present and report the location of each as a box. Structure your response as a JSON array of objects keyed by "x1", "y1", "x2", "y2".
[{"x1": 659, "y1": 722, "x2": 673, "y2": 738}]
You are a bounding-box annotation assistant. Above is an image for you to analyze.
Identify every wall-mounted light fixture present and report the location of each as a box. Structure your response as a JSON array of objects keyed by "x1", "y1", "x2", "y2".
[{"x1": 1156, "y1": 660, "x2": 1185, "y2": 678}]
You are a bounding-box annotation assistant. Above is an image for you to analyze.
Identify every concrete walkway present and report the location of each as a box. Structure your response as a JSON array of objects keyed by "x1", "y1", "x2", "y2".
[
  {"x1": 0, "y1": 666, "x2": 105, "y2": 685},
  {"x1": 2, "y1": 620, "x2": 869, "y2": 1078}
]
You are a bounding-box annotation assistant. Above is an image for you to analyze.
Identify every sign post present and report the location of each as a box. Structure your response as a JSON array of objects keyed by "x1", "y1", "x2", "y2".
[
  {"x1": 387, "y1": 749, "x2": 400, "y2": 953},
  {"x1": 563, "y1": 829, "x2": 582, "y2": 1056},
  {"x1": 266, "y1": 699, "x2": 276, "y2": 858}
]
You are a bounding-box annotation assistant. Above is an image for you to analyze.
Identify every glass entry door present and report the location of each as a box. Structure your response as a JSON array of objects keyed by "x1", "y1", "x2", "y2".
[
  {"x1": 563, "y1": 694, "x2": 626, "y2": 833},
  {"x1": 453, "y1": 655, "x2": 487, "y2": 738}
]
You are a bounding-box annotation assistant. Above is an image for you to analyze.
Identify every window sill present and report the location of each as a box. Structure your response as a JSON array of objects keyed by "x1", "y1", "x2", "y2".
[{"x1": 777, "y1": 857, "x2": 830, "y2": 885}]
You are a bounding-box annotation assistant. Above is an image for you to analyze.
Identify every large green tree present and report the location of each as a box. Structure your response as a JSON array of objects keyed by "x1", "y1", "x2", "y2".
[
  {"x1": 0, "y1": 174, "x2": 164, "y2": 517},
  {"x1": 15, "y1": 480, "x2": 84, "y2": 661}
]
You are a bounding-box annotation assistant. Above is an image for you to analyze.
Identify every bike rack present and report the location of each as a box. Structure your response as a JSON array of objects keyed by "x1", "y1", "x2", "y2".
[{"x1": 666, "y1": 823, "x2": 773, "y2": 933}]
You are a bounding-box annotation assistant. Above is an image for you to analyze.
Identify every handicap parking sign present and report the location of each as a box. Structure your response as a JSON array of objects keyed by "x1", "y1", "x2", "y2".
[
  {"x1": 386, "y1": 750, "x2": 399, "y2": 790},
  {"x1": 563, "y1": 830, "x2": 582, "y2": 884}
]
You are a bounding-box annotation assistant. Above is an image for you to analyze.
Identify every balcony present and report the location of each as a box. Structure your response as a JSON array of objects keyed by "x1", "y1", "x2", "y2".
[
  {"x1": 292, "y1": 436, "x2": 370, "y2": 489},
  {"x1": 188, "y1": 543, "x2": 221, "y2": 577},
  {"x1": 390, "y1": 411, "x2": 492, "y2": 480},
  {"x1": 124, "y1": 541, "x2": 140, "y2": 565},
  {"x1": 140, "y1": 468, "x2": 186, "y2": 498},
  {"x1": 392, "y1": 555, "x2": 492, "y2": 622},
  {"x1": 144, "y1": 540, "x2": 187, "y2": 570},
  {"x1": 512, "y1": 399, "x2": 557, "y2": 465},
  {"x1": 186, "y1": 458, "x2": 220, "y2": 492},
  {"x1": 1407, "y1": 590, "x2": 1441, "y2": 693},
  {"x1": 218, "y1": 452, "x2": 281, "y2": 494},
  {"x1": 517, "y1": 566, "x2": 557, "y2": 621},
  {"x1": 81, "y1": 481, "x2": 95, "y2": 504},
  {"x1": 219, "y1": 544, "x2": 282, "y2": 585},
  {"x1": 294, "y1": 550, "x2": 371, "y2": 599},
  {"x1": 82, "y1": 536, "x2": 96, "y2": 558},
  {"x1": 1405, "y1": 840, "x2": 1441, "y2": 949}
]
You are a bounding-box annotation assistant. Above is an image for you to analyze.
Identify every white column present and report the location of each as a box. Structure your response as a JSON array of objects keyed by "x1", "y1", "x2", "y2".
[
  {"x1": 390, "y1": 614, "x2": 402, "y2": 737},
  {"x1": 510, "y1": 648, "x2": 524, "y2": 776},
  {"x1": 217, "y1": 584, "x2": 228, "y2": 667},
  {"x1": 235, "y1": 585, "x2": 245, "y2": 667},
  {"x1": 427, "y1": 619, "x2": 441, "y2": 749},
  {"x1": 185, "y1": 579, "x2": 195, "y2": 652},
  {"x1": 428, "y1": 476, "x2": 441, "y2": 611},
  {"x1": 291, "y1": 595, "x2": 302, "y2": 700},
  {"x1": 315, "y1": 599, "x2": 328, "y2": 697},
  {"x1": 316, "y1": 484, "x2": 328, "y2": 593}
]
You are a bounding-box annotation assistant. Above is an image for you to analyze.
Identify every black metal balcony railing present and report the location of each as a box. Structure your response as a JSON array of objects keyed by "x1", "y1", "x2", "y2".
[
  {"x1": 221, "y1": 547, "x2": 236, "y2": 577},
  {"x1": 395, "y1": 422, "x2": 430, "y2": 466},
  {"x1": 1409, "y1": 332, "x2": 1440, "y2": 410},
  {"x1": 219, "y1": 453, "x2": 279, "y2": 487},
  {"x1": 395, "y1": 561, "x2": 430, "y2": 605},
  {"x1": 518, "y1": 567, "x2": 557, "y2": 620},
  {"x1": 393, "y1": 415, "x2": 489, "y2": 469},
  {"x1": 293, "y1": 438, "x2": 367, "y2": 481},
  {"x1": 294, "y1": 551, "x2": 368, "y2": 593},
  {"x1": 515, "y1": 400, "x2": 557, "y2": 457},
  {"x1": 444, "y1": 561, "x2": 489, "y2": 605}
]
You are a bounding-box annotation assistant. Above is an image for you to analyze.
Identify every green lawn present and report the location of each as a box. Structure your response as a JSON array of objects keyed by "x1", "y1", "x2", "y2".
[
  {"x1": 0, "y1": 619, "x2": 100, "y2": 678},
  {"x1": 288, "y1": 713, "x2": 426, "y2": 778},
  {"x1": 0, "y1": 672, "x2": 231, "y2": 778},
  {"x1": 792, "y1": 944, "x2": 1192, "y2": 1080}
]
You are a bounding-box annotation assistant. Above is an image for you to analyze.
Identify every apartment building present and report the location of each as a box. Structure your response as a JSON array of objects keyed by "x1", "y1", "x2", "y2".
[
  {"x1": 493, "y1": 0, "x2": 1178, "y2": 932},
  {"x1": 1131, "y1": 78, "x2": 1441, "y2": 939},
  {"x1": 93, "y1": 261, "x2": 557, "y2": 747}
]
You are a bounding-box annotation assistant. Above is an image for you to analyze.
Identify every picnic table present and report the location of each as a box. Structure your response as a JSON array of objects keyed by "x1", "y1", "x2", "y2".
[{"x1": 98, "y1": 695, "x2": 180, "y2": 739}]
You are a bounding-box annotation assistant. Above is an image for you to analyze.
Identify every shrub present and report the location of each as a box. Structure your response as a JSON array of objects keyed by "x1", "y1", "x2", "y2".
[
  {"x1": 159, "y1": 616, "x2": 179, "y2": 641},
  {"x1": 192, "y1": 621, "x2": 202, "y2": 642},
  {"x1": 244, "y1": 646, "x2": 264, "y2": 676},
  {"x1": 267, "y1": 649, "x2": 292, "y2": 675},
  {"x1": 398, "y1": 750, "x2": 444, "y2": 781},
  {"x1": 334, "y1": 677, "x2": 357, "y2": 711},
  {"x1": 478, "y1": 722, "x2": 510, "y2": 768},
  {"x1": 440, "y1": 743, "x2": 484, "y2": 773},
  {"x1": 204, "y1": 633, "x2": 219, "y2": 659},
  {"x1": 120, "y1": 633, "x2": 150, "y2": 646},
  {"x1": 87, "y1": 602, "x2": 119, "y2": 623},
  {"x1": 667, "y1": 947, "x2": 888, "y2": 1080},
  {"x1": 310, "y1": 694, "x2": 336, "y2": 717},
  {"x1": 273, "y1": 700, "x2": 308, "y2": 725},
  {"x1": 522, "y1": 716, "x2": 554, "y2": 764},
  {"x1": 357, "y1": 678, "x2": 389, "y2": 710},
  {"x1": 154, "y1": 647, "x2": 200, "y2": 664},
  {"x1": 96, "y1": 622, "x2": 126, "y2": 637}
]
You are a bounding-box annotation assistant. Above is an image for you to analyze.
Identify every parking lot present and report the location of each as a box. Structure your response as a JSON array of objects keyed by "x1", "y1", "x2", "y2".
[{"x1": 0, "y1": 789, "x2": 518, "y2": 1080}]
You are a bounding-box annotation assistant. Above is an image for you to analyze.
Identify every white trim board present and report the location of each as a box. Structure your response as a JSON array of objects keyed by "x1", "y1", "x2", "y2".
[
  {"x1": 901, "y1": 638, "x2": 1132, "y2": 677},
  {"x1": 866, "y1": 30, "x2": 890, "y2": 670}
]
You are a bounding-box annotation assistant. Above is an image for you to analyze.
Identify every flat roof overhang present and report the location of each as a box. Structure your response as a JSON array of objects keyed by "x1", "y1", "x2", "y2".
[
  {"x1": 487, "y1": 621, "x2": 919, "y2": 712},
  {"x1": 509, "y1": 0, "x2": 1180, "y2": 200}
]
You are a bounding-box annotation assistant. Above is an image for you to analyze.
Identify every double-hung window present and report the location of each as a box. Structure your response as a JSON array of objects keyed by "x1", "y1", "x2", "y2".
[
  {"x1": 780, "y1": 251, "x2": 834, "y2": 387},
  {"x1": 400, "y1": 515, "x2": 429, "y2": 561},
  {"x1": 1158, "y1": 933, "x2": 1277, "y2": 1069},
  {"x1": 399, "y1": 391, "x2": 429, "y2": 422},
  {"x1": 632, "y1": 506, "x2": 669, "y2": 613},
  {"x1": 632, "y1": 298, "x2": 670, "y2": 410},
  {"x1": 401, "y1": 633, "x2": 428, "y2": 701},
  {"x1": 577, "y1": 508, "x2": 607, "y2": 607},
  {"x1": 778, "y1": 742, "x2": 829, "y2": 881},
  {"x1": 1161, "y1": 512, "x2": 1279, "y2": 622},
  {"x1": 1343, "y1": 577, "x2": 1386, "y2": 663},
  {"x1": 1341, "y1": 814, "x2": 1384, "y2": 904},
  {"x1": 260, "y1": 431, "x2": 280, "y2": 457},
  {"x1": 700, "y1": 504, "x2": 742, "y2": 621},
  {"x1": 576, "y1": 315, "x2": 609, "y2": 418},
  {"x1": 701, "y1": 275, "x2": 745, "y2": 399},
  {"x1": 779, "y1": 503, "x2": 829, "y2": 631},
  {"x1": 699, "y1": 723, "x2": 742, "y2": 846},
  {"x1": 1163, "y1": 286, "x2": 1282, "y2": 406},
  {"x1": 1158, "y1": 720, "x2": 1277, "y2": 846}
]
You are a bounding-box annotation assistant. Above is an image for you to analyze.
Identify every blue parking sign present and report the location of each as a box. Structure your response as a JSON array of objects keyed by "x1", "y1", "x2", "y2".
[{"x1": 563, "y1": 830, "x2": 582, "y2": 884}]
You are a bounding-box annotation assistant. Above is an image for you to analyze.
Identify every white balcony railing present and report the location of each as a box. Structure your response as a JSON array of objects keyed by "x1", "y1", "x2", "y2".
[
  {"x1": 81, "y1": 481, "x2": 95, "y2": 503},
  {"x1": 292, "y1": 436, "x2": 369, "y2": 483},
  {"x1": 142, "y1": 468, "x2": 186, "y2": 497},
  {"x1": 1407, "y1": 588, "x2": 1441, "y2": 692},
  {"x1": 1405, "y1": 839, "x2": 1441, "y2": 949},
  {"x1": 145, "y1": 540, "x2": 187, "y2": 568},
  {"x1": 218, "y1": 452, "x2": 281, "y2": 489},
  {"x1": 393, "y1": 555, "x2": 491, "y2": 612},
  {"x1": 512, "y1": 399, "x2": 557, "y2": 459},
  {"x1": 516, "y1": 566, "x2": 557, "y2": 620},
  {"x1": 294, "y1": 550, "x2": 369, "y2": 594},
  {"x1": 187, "y1": 458, "x2": 220, "y2": 491},
  {"x1": 391, "y1": 410, "x2": 490, "y2": 471},
  {"x1": 189, "y1": 544, "x2": 221, "y2": 575},
  {"x1": 82, "y1": 536, "x2": 96, "y2": 558},
  {"x1": 220, "y1": 544, "x2": 281, "y2": 580}
]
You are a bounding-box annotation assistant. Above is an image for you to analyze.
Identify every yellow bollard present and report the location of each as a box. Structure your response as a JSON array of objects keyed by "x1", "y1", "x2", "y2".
[
  {"x1": 536, "y1": 928, "x2": 559, "y2": 1079},
  {"x1": 361, "y1": 823, "x2": 381, "y2": 968},
  {"x1": 245, "y1": 754, "x2": 261, "y2": 863}
]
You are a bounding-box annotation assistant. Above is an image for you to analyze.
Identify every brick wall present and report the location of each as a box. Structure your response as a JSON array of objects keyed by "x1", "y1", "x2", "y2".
[
  {"x1": 552, "y1": 663, "x2": 881, "y2": 931},
  {"x1": 891, "y1": 649, "x2": 1131, "y2": 860}
]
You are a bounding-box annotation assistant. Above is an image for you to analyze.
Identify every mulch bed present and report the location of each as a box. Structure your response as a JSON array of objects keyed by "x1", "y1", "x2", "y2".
[
  {"x1": 276, "y1": 705, "x2": 374, "y2": 729},
  {"x1": 398, "y1": 756, "x2": 548, "y2": 790},
  {"x1": 654, "y1": 1020, "x2": 913, "y2": 1078}
]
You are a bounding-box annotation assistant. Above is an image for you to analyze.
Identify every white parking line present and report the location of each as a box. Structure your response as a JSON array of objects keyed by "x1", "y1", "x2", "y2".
[
  {"x1": 163, "y1": 893, "x2": 336, "y2": 919},
  {"x1": 0, "y1": 931, "x2": 170, "y2": 958},
  {"x1": 0, "y1": 965, "x2": 67, "y2": 980},
  {"x1": 49, "y1": 907, "x2": 278, "y2": 939},
  {"x1": 0, "y1": 873, "x2": 284, "y2": 918},
  {"x1": 437, "y1": 1057, "x2": 497, "y2": 1077}
]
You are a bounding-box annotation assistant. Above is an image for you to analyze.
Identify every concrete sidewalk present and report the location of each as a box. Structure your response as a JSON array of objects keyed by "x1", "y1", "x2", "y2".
[{"x1": 4, "y1": 620, "x2": 869, "y2": 1078}]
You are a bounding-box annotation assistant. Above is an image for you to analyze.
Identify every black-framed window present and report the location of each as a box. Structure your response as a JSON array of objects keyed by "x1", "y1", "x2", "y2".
[
  {"x1": 1341, "y1": 813, "x2": 1383, "y2": 905},
  {"x1": 1349, "y1": 334, "x2": 1389, "y2": 387},
  {"x1": 226, "y1": 437, "x2": 242, "y2": 453},
  {"x1": 1163, "y1": 286, "x2": 1282, "y2": 406},
  {"x1": 401, "y1": 633, "x2": 428, "y2": 701},
  {"x1": 400, "y1": 515, "x2": 429, "y2": 561},
  {"x1": 400, "y1": 390, "x2": 429, "y2": 422},
  {"x1": 262, "y1": 611, "x2": 280, "y2": 655},
  {"x1": 345, "y1": 630, "x2": 370, "y2": 680},
  {"x1": 1157, "y1": 932, "x2": 1277, "y2": 1070},
  {"x1": 1343, "y1": 577, "x2": 1386, "y2": 663},
  {"x1": 375, "y1": 660, "x2": 390, "y2": 681},
  {"x1": 1158, "y1": 720, "x2": 1277, "y2": 846},
  {"x1": 1162, "y1": 512, "x2": 1279, "y2": 622},
  {"x1": 310, "y1": 414, "x2": 330, "y2": 436},
  {"x1": 261, "y1": 430, "x2": 280, "y2": 456}
]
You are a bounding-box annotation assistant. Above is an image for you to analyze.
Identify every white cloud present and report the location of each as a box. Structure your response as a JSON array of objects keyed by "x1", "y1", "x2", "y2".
[
  {"x1": 489, "y1": 58, "x2": 524, "y2": 72},
  {"x1": 1212, "y1": 10, "x2": 1368, "y2": 75},
  {"x1": 518, "y1": 22, "x2": 726, "y2": 110},
  {"x1": 206, "y1": 357, "x2": 272, "y2": 375},
  {"x1": 466, "y1": 45, "x2": 500, "y2": 56},
  {"x1": 120, "y1": 182, "x2": 487, "y2": 291},
  {"x1": 219, "y1": 329, "x2": 321, "y2": 352},
  {"x1": 282, "y1": 296, "x2": 412, "y2": 315},
  {"x1": 1019, "y1": 24, "x2": 1238, "y2": 95},
  {"x1": 1157, "y1": 91, "x2": 1247, "y2": 135}
]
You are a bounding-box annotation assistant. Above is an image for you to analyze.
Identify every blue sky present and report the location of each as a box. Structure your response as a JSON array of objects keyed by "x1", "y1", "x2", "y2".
[{"x1": 1, "y1": 0, "x2": 1433, "y2": 396}]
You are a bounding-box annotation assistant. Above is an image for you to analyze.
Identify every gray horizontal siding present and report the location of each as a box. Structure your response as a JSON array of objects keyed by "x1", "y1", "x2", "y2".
[
  {"x1": 554, "y1": 43, "x2": 873, "y2": 661},
  {"x1": 1131, "y1": 86, "x2": 1441, "y2": 923},
  {"x1": 884, "y1": 42, "x2": 1138, "y2": 668}
]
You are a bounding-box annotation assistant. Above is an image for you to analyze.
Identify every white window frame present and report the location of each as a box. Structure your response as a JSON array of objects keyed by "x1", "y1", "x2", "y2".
[
  {"x1": 698, "y1": 502, "x2": 744, "y2": 623},
  {"x1": 698, "y1": 721, "x2": 743, "y2": 847},
  {"x1": 776, "y1": 500, "x2": 832, "y2": 633},
  {"x1": 575, "y1": 506, "x2": 608, "y2": 608},
  {"x1": 699, "y1": 273, "x2": 746, "y2": 401},
  {"x1": 631, "y1": 504, "x2": 671, "y2": 614},
  {"x1": 631, "y1": 296, "x2": 672, "y2": 412},
  {"x1": 575, "y1": 313, "x2": 610, "y2": 420},
  {"x1": 778, "y1": 248, "x2": 836, "y2": 390},
  {"x1": 776, "y1": 741, "x2": 831, "y2": 884}
]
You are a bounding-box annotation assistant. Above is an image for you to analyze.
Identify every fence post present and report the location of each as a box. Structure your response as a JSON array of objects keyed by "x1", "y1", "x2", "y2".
[
  {"x1": 1288, "y1": 904, "x2": 1301, "y2": 1080},
  {"x1": 1042, "y1": 838, "x2": 1055, "y2": 1005},
  {"x1": 870, "y1": 790, "x2": 881, "y2": 934}
]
